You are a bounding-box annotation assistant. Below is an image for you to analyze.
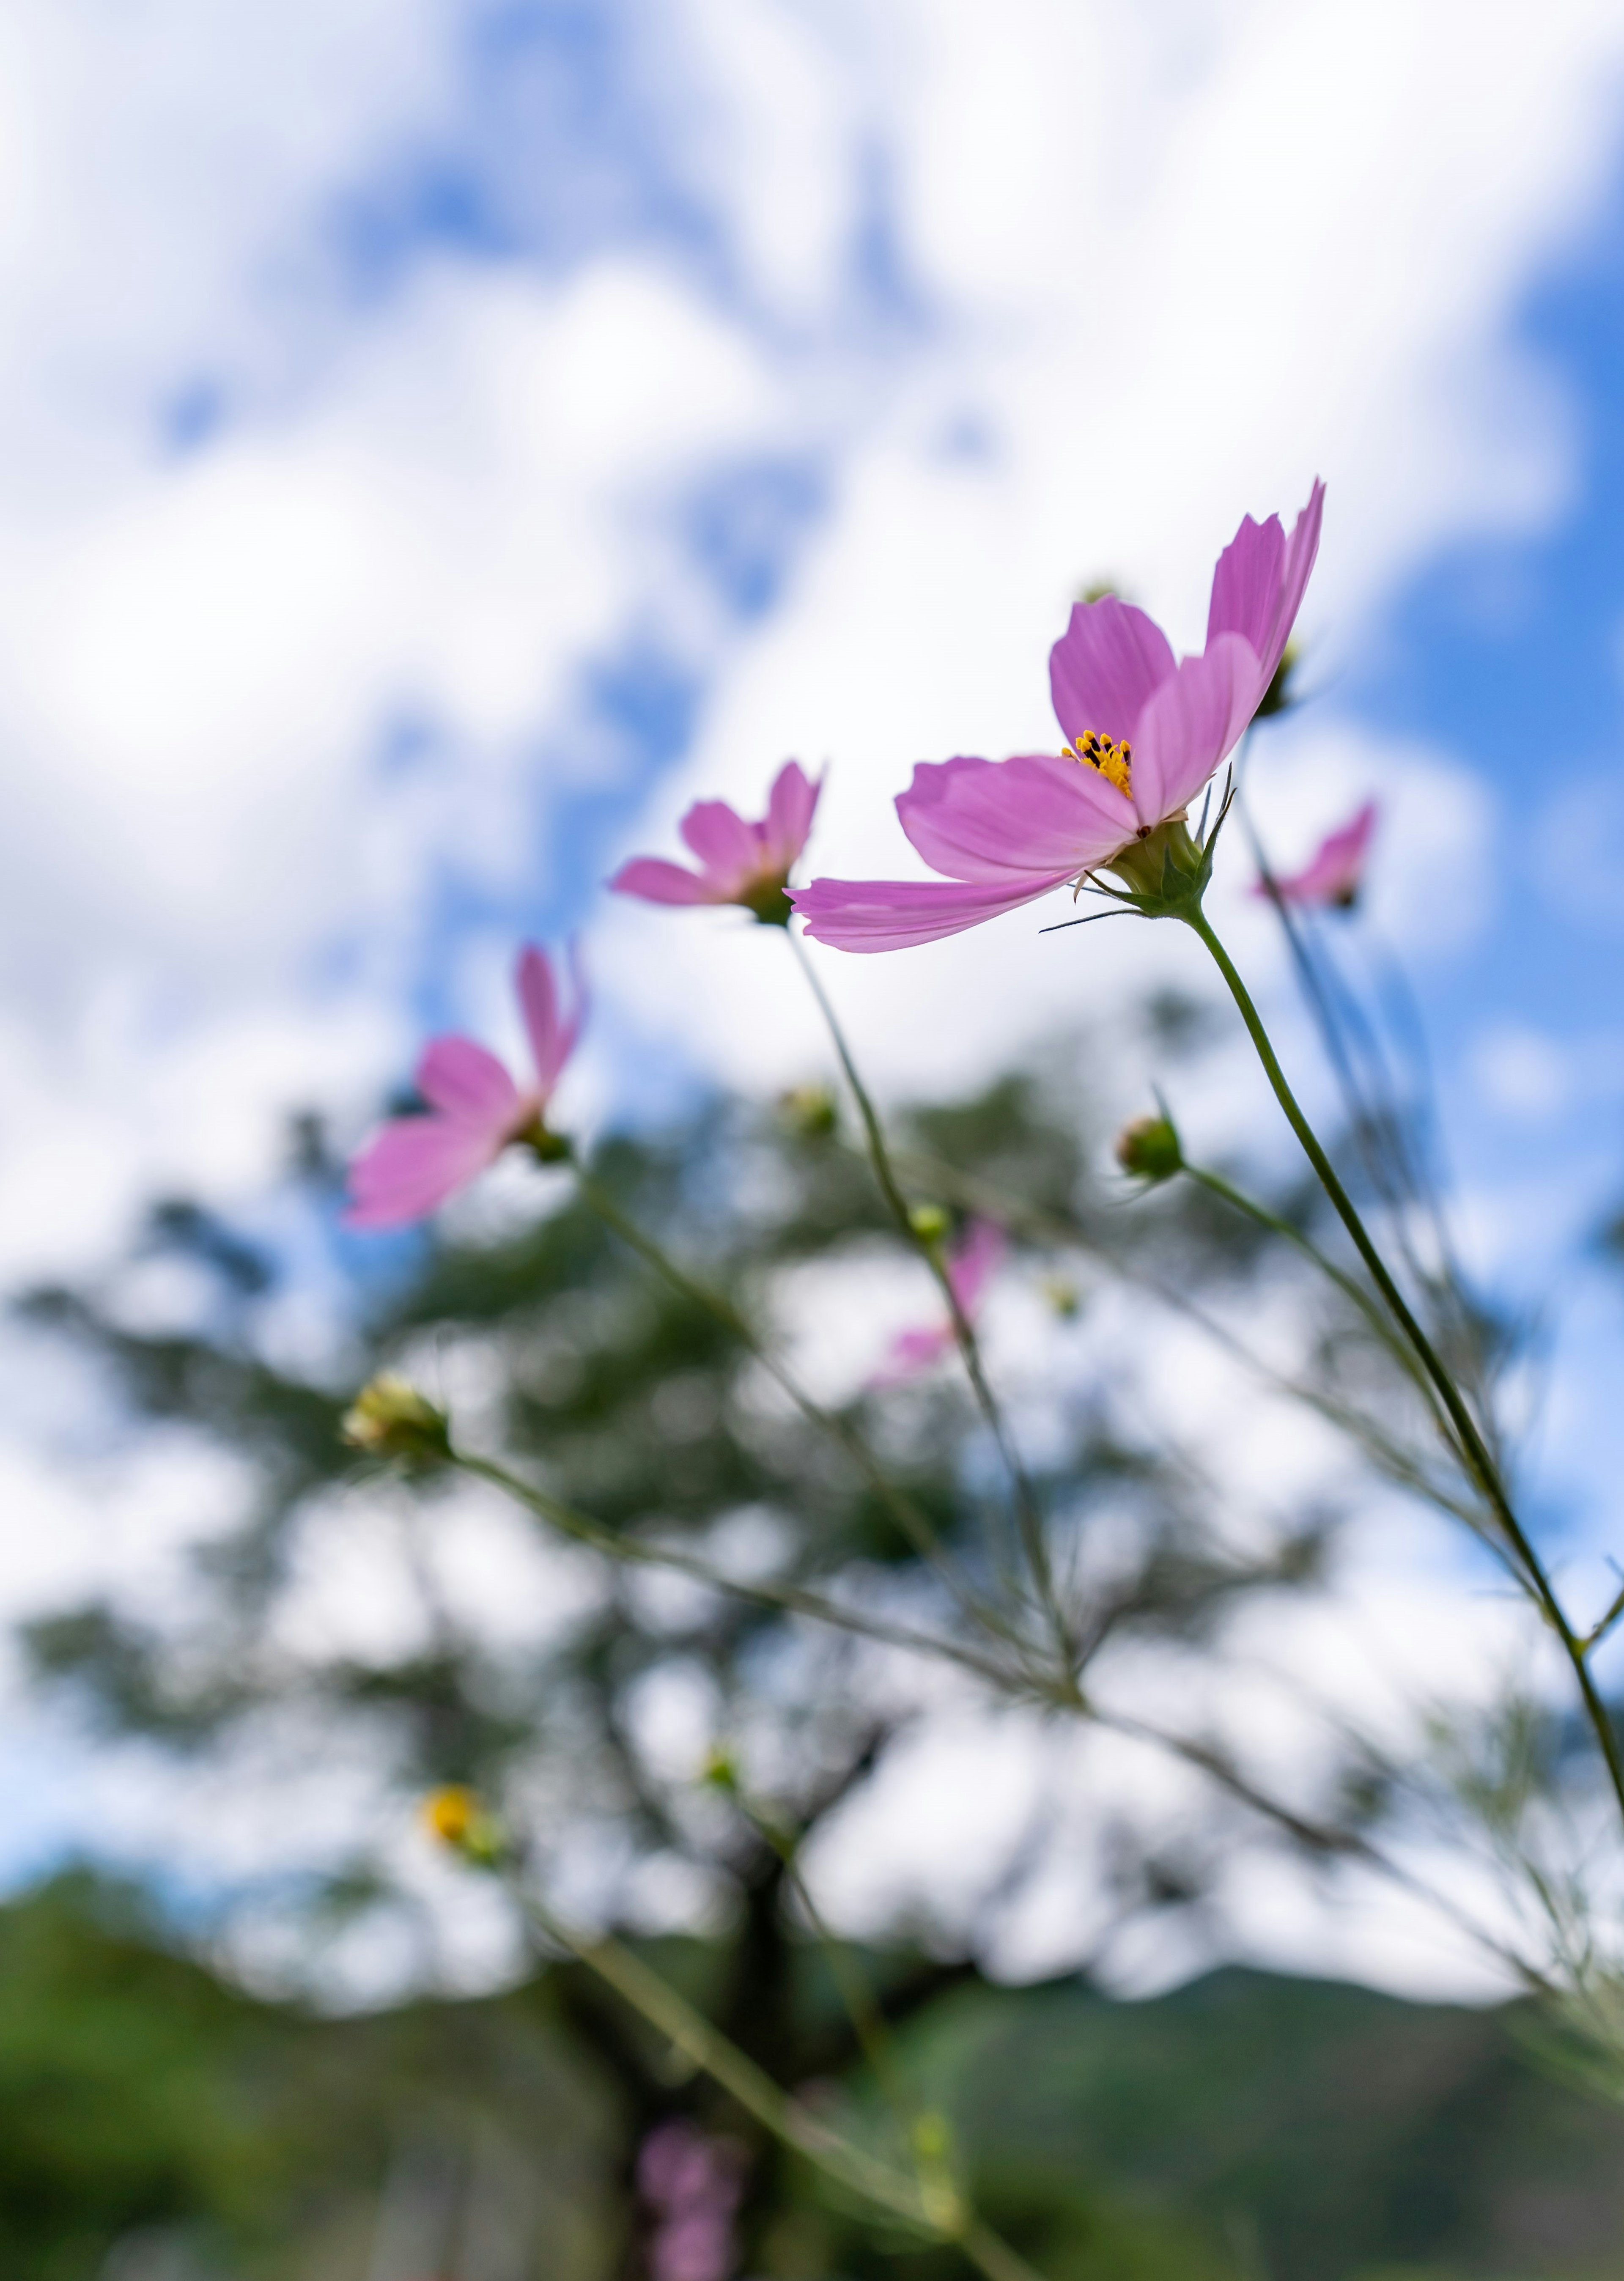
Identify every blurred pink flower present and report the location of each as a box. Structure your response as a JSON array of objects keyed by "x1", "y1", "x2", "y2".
[
  {"x1": 1255, "y1": 799, "x2": 1377, "y2": 909},
  {"x1": 636, "y1": 2122, "x2": 746, "y2": 2281},
  {"x1": 872, "y1": 1219, "x2": 1004, "y2": 1387},
  {"x1": 346, "y1": 944, "x2": 583, "y2": 1229},
  {"x1": 793, "y1": 485, "x2": 1323, "y2": 951},
  {"x1": 610, "y1": 761, "x2": 821, "y2": 924}
]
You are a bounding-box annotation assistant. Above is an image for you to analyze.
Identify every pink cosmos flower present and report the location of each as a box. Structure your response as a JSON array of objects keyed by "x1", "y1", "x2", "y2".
[
  {"x1": 872, "y1": 1219, "x2": 1004, "y2": 1387},
  {"x1": 792, "y1": 485, "x2": 1324, "y2": 952},
  {"x1": 610, "y1": 760, "x2": 821, "y2": 924},
  {"x1": 346, "y1": 944, "x2": 583, "y2": 1229},
  {"x1": 1255, "y1": 799, "x2": 1377, "y2": 910},
  {"x1": 636, "y1": 2122, "x2": 746, "y2": 2281}
]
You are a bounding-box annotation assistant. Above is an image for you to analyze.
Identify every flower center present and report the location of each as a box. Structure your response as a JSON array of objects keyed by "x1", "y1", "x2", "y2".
[{"x1": 1072, "y1": 731, "x2": 1133, "y2": 796}]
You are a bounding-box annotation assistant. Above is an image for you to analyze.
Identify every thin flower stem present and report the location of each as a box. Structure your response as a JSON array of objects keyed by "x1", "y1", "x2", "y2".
[
  {"x1": 570, "y1": 1166, "x2": 1032, "y2": 1663},
  {"x1": 785, "y1": 929, "x2": 1068, "y2": 1665},
  {"x1": 514, "y1": 1886, "x2": 1050, "y2": 2281},
  {"x1": 453, "y1": 1449, "x2": 1025, "y2": 1694},
  {"x1": 1183, "y1": 1163, "x2": 1466, "y2": 1460},
  {"x1": 1186, "y1": 909, "x2": 1624, "y2": 1832}
]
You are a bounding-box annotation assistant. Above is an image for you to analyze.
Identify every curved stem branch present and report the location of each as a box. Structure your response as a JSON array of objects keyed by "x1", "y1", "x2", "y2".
[
  {"x1": 785, "y1": 929, "x2": 1067, "y2": 1662},
  {"x1": 1186, "y1": 909, "x2": 1624, "y2": 1831}
]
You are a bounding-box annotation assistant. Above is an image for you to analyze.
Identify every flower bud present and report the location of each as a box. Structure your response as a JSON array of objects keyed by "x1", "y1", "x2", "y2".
[
  {"x1": 908, "y1": 1202, "x2": 950, "y2": 1244},
  {"x1": 1255, "y1": 641, "x2": 1298, "y2": 720},
  {"x1": 778, "y1": 1084, "x2": 837, "y2": 1139},
  {"x1": 1042, "y1": 1274, "x2": 1082, "y2": 1321},
  {"x1": 421, "y1": 1784, "x2": 504, "y2": 1864},
  {"x1": 1114, "y1": 1113, "x2": 1183, "y2": 1183},
  {"x1": 341, "y1": 1374, "x2": 451, "y2": 1466},
  {"x1": 701, "y1": 1744, "x2": 741, "y2": 1795}
]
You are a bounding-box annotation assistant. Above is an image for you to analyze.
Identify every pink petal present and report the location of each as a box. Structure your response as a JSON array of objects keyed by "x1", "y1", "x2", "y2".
[
  {"x1": 345, "y1": 1115, "x2": 504, "y2": 1228},
  {"x1": 1127, "y1": 632, "x2": 1259, "y2": 824},
  {"x1": 1206, "y1": 480, "x2": 1325, "y2": 704},
  {"x1": 1261, "y1": 799, "x2": 1377, "y2": 906},
  {"x1": 897, "y1": 754, "x2": 1135, "y2": 882},
  {"x1": 761, "y1": 760, "x2": 820, "y2": 870},
  {"x1": 792, "y1": 872, "x2": 1071, "y2": 952},
  {"x1": 870, "y1": 1322, "x2": 954, "y2": 1388},
  {"x1": 1048, "y1": 597, "x2": 1176, "y2": 748},
  {"x1": 679, "y1": 799, "x2": 758, "y2": 889},
  {"x1": 515, "y1": 941, "x2": 584, "y2": 1095},
  {"x1": 947, "y1": 1218, "x2": 1005, "y2": 1315},
  {"x1": 415, "y1": 1035, "x2": 522, "y2": 1129},
  {"x1": 609, "y1": 856, "x2": 718, "y2": 906}
]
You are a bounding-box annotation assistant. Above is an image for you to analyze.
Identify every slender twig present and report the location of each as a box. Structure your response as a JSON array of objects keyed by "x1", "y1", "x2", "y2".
[
  {"x1": 785, "y1": 928, "x2": 1068, "y2": 1663},
  {"x1": 513, "y1": 1886, "x2": 1048, "y2": 2281},
  {"x1": 454, "y1": 1449, "x2": 1025, "y2": 1694},
  {"x1": 570, "y1": 1165, "x2": 1034, "y2": 1663},
  {"x1": 1185, "y1": 909, "x2": 1624, "y2": 1833}
]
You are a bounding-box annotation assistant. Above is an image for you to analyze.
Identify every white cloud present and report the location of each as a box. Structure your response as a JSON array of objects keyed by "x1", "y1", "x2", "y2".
[{"x1": 3, "y1": 0, "x2": 1624, "y2": 1993}]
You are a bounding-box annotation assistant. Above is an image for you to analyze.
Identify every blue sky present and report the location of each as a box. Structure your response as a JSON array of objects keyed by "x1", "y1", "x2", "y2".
[{"x1": 5, "y1": 0, "x2": 1624, "y2": 1991}]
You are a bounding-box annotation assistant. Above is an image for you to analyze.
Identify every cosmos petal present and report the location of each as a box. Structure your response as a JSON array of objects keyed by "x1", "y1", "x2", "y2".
[
  {"x1": 609, "y1": 857, "x2": 717, "y2": 905},
  {"x1": 896, "y1": 754, "x2": 1135, "y2": 883},
  {"x1": 763, "y1": 760, "x2": 820, "y2": 870},
  {"x1": 1128, "y1": 633, "x2": 1259, "y2": 823},
  {"x1": 344, "y1": 1116, "x2": 505, "y2": 1228},
  {"x1": 680, "y1": 799, "x2": 758, "y2": 885},
  {"x1": 1049, "y1": 597, "x2": 1177, "y2": 748},
  {"x1": 415, "y1": 1036, "x2": 523, "y2": 1129},
  {"x1": 792, "y1": 871, "x2": 1072, "y2": 951}
]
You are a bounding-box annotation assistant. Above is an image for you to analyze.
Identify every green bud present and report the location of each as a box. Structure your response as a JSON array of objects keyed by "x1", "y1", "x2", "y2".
[
  {"x1": 342, "y1": 1374, "x2": 452, "y2": 1466},
  {"x1": 1114, "y1": 1113, "x2": 1183, "y2": 1184},
  {"x1": 908, "y1": 1202, "x2": 951, "y2": 1245},
  {"x1": 516, "y1": 1120, "x2": 572, "y2": 1165},
  {"x1": 701, "y1": 1745, "x2": 741, "y2": 1795},
  {"x1": 1042, "y1": 1274, "x2": 1082, "y2": 1321},
  {"x1": 742, "y1": 878, "x2": 794, "y2": 927},
  {"x1": 778, "y1": 1084, "x2": 838, "y2": 1139},
  {"x1": 1254, "y1": 642, "x2": 1298, "y2": 720}
]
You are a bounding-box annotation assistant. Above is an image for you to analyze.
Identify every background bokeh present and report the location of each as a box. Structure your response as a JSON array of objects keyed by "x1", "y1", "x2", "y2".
[{"x1": 8, "y1": 11, "x2": 1624, "y2": 2264}]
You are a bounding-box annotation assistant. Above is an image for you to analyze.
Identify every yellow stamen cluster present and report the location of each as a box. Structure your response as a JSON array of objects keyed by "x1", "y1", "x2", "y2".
[{"x1": 1073, "y1": 731, "x2": 1133, "y2": 795}]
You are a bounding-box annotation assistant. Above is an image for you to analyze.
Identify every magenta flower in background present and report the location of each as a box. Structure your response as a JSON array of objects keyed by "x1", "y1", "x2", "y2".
[
  {"x1": 636, "y1": 2122, "x2": 746, "y2": 2281},
  {"x1": 346, "y1": 944, "x2": 583, "y2": 1229},
  {"x1": 872, "y1": 1219, "x2": 1004, "y2": 1387},
  {"x1": 793, "y1": 485, "x2": 1324, "y2": 952},
  {"x1": 610, "y1": 760, "x2": 821, "y2": 925},
  {"x1": 1255, "y1": 799, "x2": 1377, "y2": 910}
]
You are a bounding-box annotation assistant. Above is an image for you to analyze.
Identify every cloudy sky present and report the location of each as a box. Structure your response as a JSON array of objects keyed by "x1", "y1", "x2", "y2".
[{"x1": 5, "y1": 0, "x2": 1624, "y2": 1989}]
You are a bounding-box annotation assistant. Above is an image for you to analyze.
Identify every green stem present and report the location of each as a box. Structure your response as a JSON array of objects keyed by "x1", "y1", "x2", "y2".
[
  {"x1": 786, "y1": 930, "x2": 1068, "y2": 1663},
  {"x1": 571, "y1": 1166, "x2": 1030, "y2": 1662},
  {"x1": 1185, "y1": 1164, "x2": 1463, "y2": 1456},
  {"x1": 454, "y1": 1449, "x2": 1023, "y2": 1694},
  {"x1": 517, "y1": 1890, "x2": 1049, "y2": 2281},
  {"x1": 1187, "y1": 908, "x2": 1624, "y2": 1831}
]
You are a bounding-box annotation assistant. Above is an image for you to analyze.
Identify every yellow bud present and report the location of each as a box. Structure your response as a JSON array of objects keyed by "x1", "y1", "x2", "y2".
[
  {"x1": 342, "y1": 1375, "x2": 451, "y2": 1465},
  {"x1": 908, "y1": 1203, "x2": 950, "y2": 1245},
  {"x1": 420, "y1": 1784, "x2": 503, "y2": 1864}
]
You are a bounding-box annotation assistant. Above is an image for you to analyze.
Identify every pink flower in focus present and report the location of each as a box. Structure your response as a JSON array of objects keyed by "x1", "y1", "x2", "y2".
[
  {"x1": 636, "y1": 2122, "x2": 746, "y2": 2281},
  {"x1": 346, "y1": 944, "x2": 583, "y2": 1229},
  {"x1": 792, "y1": 486, "x2": 1324, "y2": 951},
  {"x1": 610, "y1": 761, "x2": 821, "y2": 925},
  {"x1": 872, "y1": 1219, "x2": 1004, "y2": 1387},
  {"x1": 1255, "y1": 799, "x2": 1377, "y2": 910}
]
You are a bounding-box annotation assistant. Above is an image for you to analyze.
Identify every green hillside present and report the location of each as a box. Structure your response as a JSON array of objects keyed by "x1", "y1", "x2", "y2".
[{"x1": 3, "y1": 1875, "x2": 1621, "y2": 2281}]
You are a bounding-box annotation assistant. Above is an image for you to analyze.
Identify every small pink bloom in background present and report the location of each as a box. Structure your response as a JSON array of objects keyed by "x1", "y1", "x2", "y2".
[
  {"x1": 1254, "y1": 799, "x2": 1377, "y2": 910},
  {"x1": 636, "y1": 2121, "x2": 746, "y2": 2281},
  {"x1": 793, "y1": 485, "x2": 1323, "y2": 952},
  {"x1": 872, "y1": 1219, "x2": 1004, "y2": 1387},
  {"x1": 346, "y1": 944, "x2": 583, "y2": 1229},
  {"x1": 611, "y1": 760, "x2": 821, "y2": 924}
]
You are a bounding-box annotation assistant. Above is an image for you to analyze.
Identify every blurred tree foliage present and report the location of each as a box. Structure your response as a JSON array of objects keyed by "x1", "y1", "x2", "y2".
[
  {"x1": 4, "y1": 1872, "x2": 1624, "y2": 2281},
  {"x1": 12, "y1": 1006, "x2": 1419, "y2": 2276}
]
